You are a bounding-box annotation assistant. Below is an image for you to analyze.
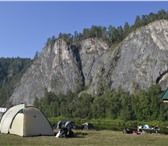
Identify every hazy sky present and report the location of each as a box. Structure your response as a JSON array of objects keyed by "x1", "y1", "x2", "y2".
[{"x1": 0, "y1": 1, "x2": 168, "y2": 58}]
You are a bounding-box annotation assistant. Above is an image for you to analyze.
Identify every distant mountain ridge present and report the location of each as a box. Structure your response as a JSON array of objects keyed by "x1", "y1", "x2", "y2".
[{"x1": 8, "y1": 19, "x2": 168, "y2": 105}]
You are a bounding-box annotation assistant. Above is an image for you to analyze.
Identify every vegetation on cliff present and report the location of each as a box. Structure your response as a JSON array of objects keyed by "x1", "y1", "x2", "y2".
[
  {"x1": 0, "y1": 57, "x2": 32, "y2": 106},
  {"x1": 46, "y1": 9, "x2": 168, "y2": 47}
]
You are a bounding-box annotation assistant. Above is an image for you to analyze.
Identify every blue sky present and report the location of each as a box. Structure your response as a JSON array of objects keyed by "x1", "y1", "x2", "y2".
[{"x1": 0, "y1": 1, "x2": 168, "y2": 58}]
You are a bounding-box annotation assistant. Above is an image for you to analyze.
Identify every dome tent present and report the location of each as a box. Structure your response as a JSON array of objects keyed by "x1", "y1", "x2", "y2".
[{"x1": 0, "y1": 104, "x2": 54, "y2": 137}]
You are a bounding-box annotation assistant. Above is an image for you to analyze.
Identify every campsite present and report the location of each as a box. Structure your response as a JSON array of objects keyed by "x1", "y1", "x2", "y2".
[
  {"x1": 1, "y1": 130, "x2": 168, "y2": 146},
  {"x1": 0, "y1": 104, "x2": 168, "y2": 145},
  {"x1": 2, "y1": 2, "x2": 168, "y2": 145}
]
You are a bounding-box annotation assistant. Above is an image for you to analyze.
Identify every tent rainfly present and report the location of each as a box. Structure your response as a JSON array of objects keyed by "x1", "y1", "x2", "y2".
[
  {"x1": 161, "y1": 88, "x2": 168, "y2": 103},
  {"x1": 0, "y1": 104, "x2": 54, "y2": 136}
]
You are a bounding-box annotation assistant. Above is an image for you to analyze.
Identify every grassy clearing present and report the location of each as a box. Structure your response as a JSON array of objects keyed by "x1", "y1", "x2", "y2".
[{"x1": 0, "y1": 130, "x2": 168, "y2": 146}]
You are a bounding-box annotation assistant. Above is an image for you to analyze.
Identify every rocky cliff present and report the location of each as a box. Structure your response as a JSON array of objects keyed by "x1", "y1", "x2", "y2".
[{"x1": 9, "y1": 19, "x2": 168, "y2": 105}]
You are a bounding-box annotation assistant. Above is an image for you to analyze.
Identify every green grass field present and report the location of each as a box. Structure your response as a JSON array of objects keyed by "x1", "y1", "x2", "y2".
[{"x1": 0, "y1": 130, "x2": 168, "y2": 146}]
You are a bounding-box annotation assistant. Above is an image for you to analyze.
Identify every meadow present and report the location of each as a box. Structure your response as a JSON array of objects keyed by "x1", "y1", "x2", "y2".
[{"x1": 0, "y1": 130, "x2": 168, "y2": 146}]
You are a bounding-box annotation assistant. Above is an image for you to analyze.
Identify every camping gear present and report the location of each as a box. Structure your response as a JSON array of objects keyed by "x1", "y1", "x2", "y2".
[
  {"x1": 56, "y1": 120, "x2": 75, "y2": 130},
  {"x1": 0, "y1": 104, "x2": 54, "y2": 136},
  {"x1": 81, "y1": 122, "x2": 95, "y2": 130},
  {"x1": 56, "y1": 128, "x2": 74, "y2": 138},
  {"x1": 123, "y1": 128, "x2": 133, "y2": 134},
  {"x1": 56, "y1": 120, "x2": 75, "y2": 138},
  {"x1": 161, "y1": 88, "x2": 168, "y2": 102},
  {"x1": 132, "y1": 131, "x2": 138, "y2": 135},
  {"x1": 137, "y1": 124, "x2": 160, "y2": 134},
  {"x1": 0, "y1": 107, "x2": 7, "y2": 120}
]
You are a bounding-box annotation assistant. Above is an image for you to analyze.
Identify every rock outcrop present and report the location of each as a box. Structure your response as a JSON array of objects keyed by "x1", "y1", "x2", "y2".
[{"x1": 9, "y1": 19, "x2": 168, "y2": 105}]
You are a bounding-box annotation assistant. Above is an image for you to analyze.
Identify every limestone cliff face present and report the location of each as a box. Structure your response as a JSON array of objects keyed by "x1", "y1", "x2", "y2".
[
  {"x1": 9, "y1": 19, "x2": 168, "y2": 105},
  {"x1": 109, "y1": 20, "x2": 168, "y2": 93},
  {"x1": 10, "y1": 39, "x2": 83, "y2": 105}
]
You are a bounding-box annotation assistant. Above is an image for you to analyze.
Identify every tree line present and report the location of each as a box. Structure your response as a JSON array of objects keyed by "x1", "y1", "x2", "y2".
[
  {"x1": 46, "y1": 9, "x2": 168, "y2": 47},
  {"x1": 0, "y1": 57, "x2": 32, "y2": 106},
  {"x1": 34, "y1": 84, "x2": 168, "y2": 121}
]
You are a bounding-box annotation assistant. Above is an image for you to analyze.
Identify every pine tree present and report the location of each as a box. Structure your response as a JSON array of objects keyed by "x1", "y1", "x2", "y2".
[{"x1": 134, "y1": 15, "x2": 141, "y2": 28}]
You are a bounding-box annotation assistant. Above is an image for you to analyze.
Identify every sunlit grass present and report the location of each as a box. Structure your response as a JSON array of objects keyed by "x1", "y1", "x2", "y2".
[{"x1": 0, "y1": 130, "x2": 168, "y2": 146}]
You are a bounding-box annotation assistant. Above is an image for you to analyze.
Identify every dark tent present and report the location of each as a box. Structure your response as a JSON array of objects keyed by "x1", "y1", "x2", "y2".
[
  {"x1": 55, "y1": 120, "x2": 75, "y2": 138},
  {"x1": 161, "y1": 88, "x2": 168, "y2": 102},
  {"x1": 81, "y1": 122, "x2": 95, "y2": 130},
  {"x1": 56, "y1": 120, "x2": 75, "y2": 130}
]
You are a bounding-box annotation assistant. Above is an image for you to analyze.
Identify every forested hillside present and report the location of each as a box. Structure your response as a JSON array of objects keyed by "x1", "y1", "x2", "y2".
[
  {"x1": 0, "y1": 57, "x2": 32, "y2": 106},
  {"x1": 46, "y1": 9, "x2": 168, "y2": 47}
]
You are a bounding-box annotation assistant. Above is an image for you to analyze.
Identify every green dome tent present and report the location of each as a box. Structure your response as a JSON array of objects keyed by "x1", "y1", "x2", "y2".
[{"x1": 161, "y1": 88, "x2": 168, "y2": 103}]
